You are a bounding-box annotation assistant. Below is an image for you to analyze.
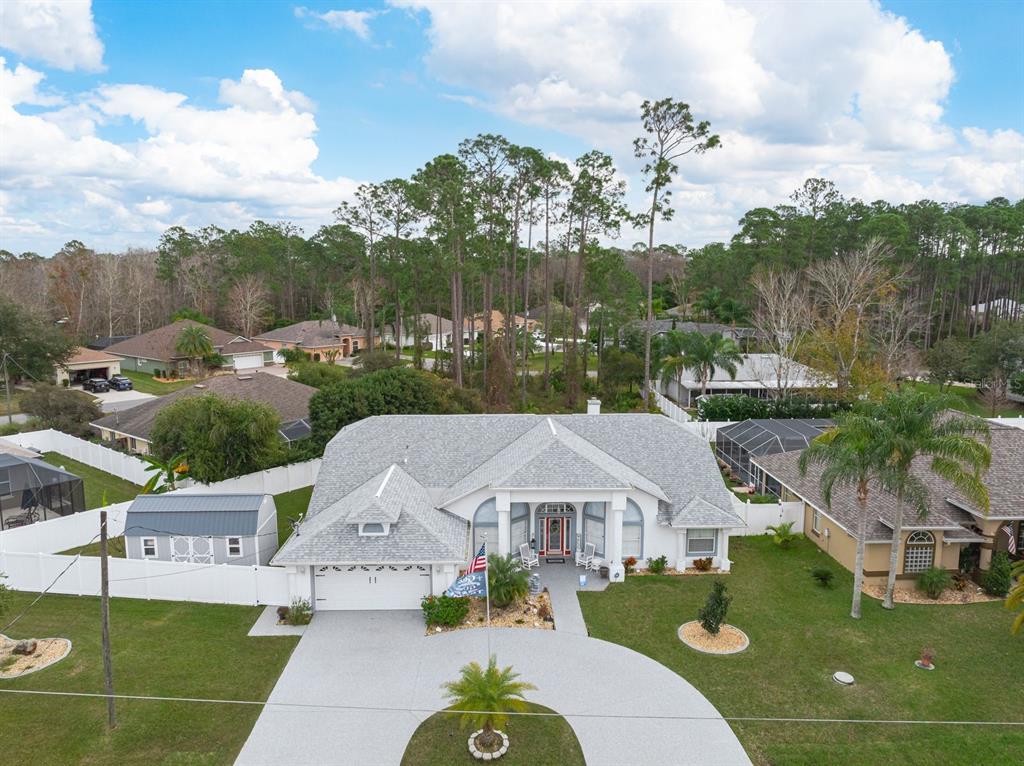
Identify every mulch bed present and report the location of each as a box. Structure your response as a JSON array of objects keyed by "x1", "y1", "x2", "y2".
[
  {"x1": 0, "y1": 635, "x2": 72, "y2": 678},
  {"x1": 427, "y1": 592, "x2": 555, "y2": 635},
  {"x1": 631, "y1": 567, "x2": 726, "y2": 577},
  {"x1": 677, "y1": 621, "x2": 749, "y2": 654},
  {"x1": 862, "y1": 584, "x2": 1000, "y2": 605}
]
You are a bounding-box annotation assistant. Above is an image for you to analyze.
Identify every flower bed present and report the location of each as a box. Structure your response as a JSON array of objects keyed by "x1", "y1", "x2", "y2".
[
  {"x1": 0, "y1": 635, "x2": 72, "y2": 678},
  {"x1": 427, "y1": 592, "x2": 555, "y2": 635},
  {"x1": 862, "y1": 583, "x2": 1000, "y2": 605},
  {"x1": 677, "y1": 621, "x2": 749, "y2": 655}
]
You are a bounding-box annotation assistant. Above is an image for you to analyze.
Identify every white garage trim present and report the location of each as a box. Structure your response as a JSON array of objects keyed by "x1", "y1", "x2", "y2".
[
  {"x1": 313, "y1": 564, "x2": 432, "y2": 610},
  {"x1": 232, "y1": 353, "x2": 265, "y2": 370}
]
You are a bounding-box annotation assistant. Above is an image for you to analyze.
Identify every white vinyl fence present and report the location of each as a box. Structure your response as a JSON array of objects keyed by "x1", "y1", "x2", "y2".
[
  {"x1": 989, "y1": 415, "x2": 1024, "y2": 431},
  {"x1": 0, "y1": 503, "x2": 131, "y2": 554},
  {"x1": 1, "y1": 429, "x2": 155, "y2": 485},
  {"x1": 729, "y1": 498, "x2": 804, "y2": 537},
  {"x1": 0, "y1": 550, "x2": 289, "y2": 606},
  {"x1": 647, "y1": 385, "x2": 692, "y2": 423}
]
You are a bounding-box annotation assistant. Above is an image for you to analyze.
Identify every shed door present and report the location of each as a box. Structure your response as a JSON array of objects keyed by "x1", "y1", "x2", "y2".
[
  {"x1": 314, "y1": 565, "x2": 431, "y2": 610},
  {"x1": 170, "y1": 536, "x2": 214, "y2": 564}
]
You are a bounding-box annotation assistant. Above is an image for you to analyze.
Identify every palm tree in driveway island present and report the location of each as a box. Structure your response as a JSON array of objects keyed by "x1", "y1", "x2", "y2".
[
  {"x1": 660, "y1": 330, "x2": 742, "y2": 402},
  {"x1": 443, "y1": 655, "x2": 536, "y2": 754},
  {"x1": 175, "y1": 324, "x2": 213, "y2": 377}
]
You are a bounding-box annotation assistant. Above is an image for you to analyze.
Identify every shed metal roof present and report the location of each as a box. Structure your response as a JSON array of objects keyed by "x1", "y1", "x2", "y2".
[{"x1": 124, "y1": 494, "x2": 267, "y2": 537}]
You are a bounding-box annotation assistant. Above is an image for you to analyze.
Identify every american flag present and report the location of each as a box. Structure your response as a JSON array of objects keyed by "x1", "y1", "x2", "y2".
[
  {"x1": 468, "y1": 543, "x2": 488, "y2": 573},
  {"x1": 1005, "y1": 524, "x2": 1017, "y2": 556}
]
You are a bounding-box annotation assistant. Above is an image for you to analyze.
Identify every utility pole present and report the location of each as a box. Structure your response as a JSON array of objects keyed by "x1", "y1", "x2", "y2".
[
  {"x1": 99, "y1": 510, "x2": 117, "y2": 729},
  {"x1": 2, "y1": 353, "x2": 12, "y2": 426}
]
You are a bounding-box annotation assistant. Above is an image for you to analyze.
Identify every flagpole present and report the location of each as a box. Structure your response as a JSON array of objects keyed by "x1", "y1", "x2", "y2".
[{"x1": 484, "y1": 536, "x2": 491, "y2": 659}]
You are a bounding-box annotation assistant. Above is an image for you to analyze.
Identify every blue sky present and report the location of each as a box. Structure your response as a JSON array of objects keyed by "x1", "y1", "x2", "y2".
[{"x1": 1, "y1": 0, "x2": 1021, "y2": 255}]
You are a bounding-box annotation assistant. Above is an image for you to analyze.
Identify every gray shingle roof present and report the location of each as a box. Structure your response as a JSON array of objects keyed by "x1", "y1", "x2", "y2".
[
  {"x1": 295, "y1": 413, "x2": 740, "y2": 562},
  {"x1": 273, "y1": 464, "x2": 468, "y2": 564},
  {"x1": 124, "y1": 493, "x2": 266, "y2": 537}
]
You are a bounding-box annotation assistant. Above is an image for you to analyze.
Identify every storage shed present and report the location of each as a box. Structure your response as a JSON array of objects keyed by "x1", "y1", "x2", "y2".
[
  {"x1": 124, "y1": 494, "x2": 278, "y2": 565},
  {"x1": 715, "y1": 419, "x2": 832, "y2": 496}
]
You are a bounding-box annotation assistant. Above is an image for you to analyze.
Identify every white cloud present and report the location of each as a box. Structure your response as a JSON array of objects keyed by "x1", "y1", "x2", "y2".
[
  {"x1": 400, "y1": 0, "x2": 1020, "y2": 245},
  {"x1": 295, "y1": 6, "x2": 379, "y2": 40},
  {"x1": 0, "y1": 61, "x2": 359, "y2": 253},
  {"x1": 0, "y1": 0, "x2": 104, "y2": 71}
]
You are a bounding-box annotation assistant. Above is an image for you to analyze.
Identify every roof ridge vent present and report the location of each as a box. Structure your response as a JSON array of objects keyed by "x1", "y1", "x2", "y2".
[
  {"x1": 236, "y1": 375, "x2": 253, "y2": 381},
  {"x1": 376, "y1": 464, "x2": 397, "y2": 498},
  {"x1": 546, "y1": 417, "x2": 556, "y2": 435}
]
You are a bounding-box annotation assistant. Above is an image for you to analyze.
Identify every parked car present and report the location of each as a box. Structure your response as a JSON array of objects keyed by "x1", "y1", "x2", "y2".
[
  {"x1": 82, "y1": 377, "x2": 110, "y2": 393},
  {"x1": 108, "y1": 374, "x2": 134, "y2": 391}
]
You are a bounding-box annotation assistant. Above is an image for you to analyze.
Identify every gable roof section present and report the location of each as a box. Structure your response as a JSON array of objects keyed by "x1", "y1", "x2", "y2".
[
  {"x1": 255, "y1": 319, "x2": 363, "y2": 346},
  {"x1": 124, "y1": 493, "x2": 266, "y2": 537},
  {"x1": 104, "y1": 320, "x2": 270, "y2": 363},
  {"x1": 92, "y1": 372, "x2": 316, "y2": 442}
]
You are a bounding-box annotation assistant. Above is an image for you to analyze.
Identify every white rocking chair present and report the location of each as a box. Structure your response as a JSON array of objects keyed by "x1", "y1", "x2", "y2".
[
  {"x1": 575, "y1": 542, "x2": 595, "y2": 569},
  {"x1": 519, "y1": 543, "x2": 539, "y2": 570}
]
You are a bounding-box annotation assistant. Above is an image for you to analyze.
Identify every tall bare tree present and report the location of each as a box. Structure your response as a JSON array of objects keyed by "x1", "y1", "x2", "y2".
[
  {"x1": 227, "y1": 274, "x2": 271, "y2": 338},
  {"x1": 751, "y1": 268, "x2": 813, "y2": 398}
]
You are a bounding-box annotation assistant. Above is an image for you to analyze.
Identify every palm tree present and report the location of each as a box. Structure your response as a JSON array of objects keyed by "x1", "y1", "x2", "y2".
[
  {"x1": 175, "y1": 324, "x2": 213, "y2": 377},
  {"x1": 443, "y1": 655, "x2": 536, "y2": 751},
  {"x1": 660, "y1": 331, "x2": 742, "y2": 402},
  {"x1": 800, "y1": 410, "x2": 891, "y2": 619},
  {"x1": 872, "y1": 391, "x2": 990, "y2": 609},
  {"x1": 693, "y1": 287, "x2": 722, "y2": 321},
  {"x1": 487, "y1": 553, "x2": 530, "y2": 608}
]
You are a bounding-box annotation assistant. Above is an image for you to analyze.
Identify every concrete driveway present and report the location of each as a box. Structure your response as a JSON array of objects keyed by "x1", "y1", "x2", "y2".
[
  {"x1": 87, "y1": 389, "x2": 157, "y2": 412},
  {"x1": 236, "y1": 612, "x2": 750, "y2": 766}
]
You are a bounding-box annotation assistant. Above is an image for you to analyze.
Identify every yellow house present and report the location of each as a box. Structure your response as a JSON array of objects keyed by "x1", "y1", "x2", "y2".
[{"x1": 753, "y1": 421, "x2": 1024, "y2": 589}]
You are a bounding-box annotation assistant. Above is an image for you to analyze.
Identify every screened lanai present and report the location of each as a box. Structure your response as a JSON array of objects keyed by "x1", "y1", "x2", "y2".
[
  {"x1": 715, "y1": 419, "x2": 832, "y2": 496},
  {"x1": 0, "y1": 454, "x2": 86, "y2": 529}
]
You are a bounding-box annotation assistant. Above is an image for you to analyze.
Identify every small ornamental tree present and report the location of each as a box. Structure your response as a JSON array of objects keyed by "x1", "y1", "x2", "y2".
[
  {"x1": 443, "y1": 655, "x2": 536, "y2": 752},
  {"x1": 697, "y1": 579, "x2": 732, "y2": 635},
  {"x1": 983, "y1": 552, "x2": 1013, "y2": 597},
  {"x1": 487, "y1": 553, "x2": 529, "y2": 608},
  {"x1": 20, "y1": 383, "x2": 101, "y2": 437}
]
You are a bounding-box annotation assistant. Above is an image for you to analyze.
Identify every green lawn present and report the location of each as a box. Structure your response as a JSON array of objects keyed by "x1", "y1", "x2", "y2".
[
  {"x1": 61, "y1": 536, "x2": 126, "y2": 558},
  {"x1": 401, "y1": 704, "x2": 584, "y2": 766},
  {"x1": 0, "y1": 593, "x2": 298, "y2": 765},
  {"x1": 904, "y1": 380, "x2": 1023, "y2": 417},
  {"x1": 119, "y1": 370, "x2": 197, "y2": 395},
  {"x1": 579, "y1": 537, "x2": 1023, "y2": 766},
  {"x1": 41, "y1": 453, "x2": 142, "y2": 509}
]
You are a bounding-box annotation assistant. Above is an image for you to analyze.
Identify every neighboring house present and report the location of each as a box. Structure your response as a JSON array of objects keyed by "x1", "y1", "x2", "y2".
[
  {"x1": 465, "y1": 310, "x2": 538, "y2": 342},
  {"x1": 104, "y1": 320, "x2": 274, "y2": 376},
  {"x1": 55, "y1": 347, "x2": 123, "y2": 387},
  {"x1": 91, "y1": 371, "x2": 317, "y2": 454},
  {"x1": 753, "y1": 420, "x2": 1024, "y2": 589},
  {"x1": 124, "y1": 493, "x2": 278, "y2": 565},
  {"x1": 969, "y1": 298, "x2": 1022, "y2": 322},
  {"x1": 0, "y1": 453, "x2": 85, "y2": 529},
  {"x1": 382, "y1": 313, "x2": 454, "y2": 350},
  {"x1": 86, "y1": 335, "x2": 134, "y2": 351},
  {"x1": 628, "y1": 318, "x2": 755, "y2": 346},
  {"x1": 272, "y1": 407, "x2": 744, "y2": 611},
  {"x1": 715, "y1": 419, "x2": 833, "y2": 495},
  {"x1": 255, "y1": 318, "x2": 371, "y2": 362},
  {"x1": 663, "y1": 353, "x2": 830, "y2": 406}
]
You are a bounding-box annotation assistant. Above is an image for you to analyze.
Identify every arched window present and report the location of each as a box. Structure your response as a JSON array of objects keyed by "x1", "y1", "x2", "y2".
[
  {"x1": 583, "y1": 502, "x2": 605, "y2": 556},
  {"x1": 904, "y1": 530, "x2": 935, "y2": 573},
  {"x1": 510, "y1": 503, "x2": 529, "y2": 551},
  {"x1": 623, "y1": 500, "x2": 644, "y2": 559},
  {"x1": 473, "y1": 498, "x2": 498, "y2": 553}
]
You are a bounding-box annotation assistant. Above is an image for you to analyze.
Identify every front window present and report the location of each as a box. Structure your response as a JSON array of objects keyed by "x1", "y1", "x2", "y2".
[
  {"x1": 141, "y1": 537, "x2": 157, "y2": 557},
  {"x1": 811, "y1": 506, "x2": 821, "y2": 534},
  {"x1": 623, "y1": 500, "x2": 643, "y2": 559},
  {"x1": 473, "y1": 498, "x2": 498, "y2": 553},
  {"x1": 511, "y1": 503, "x2": 529, "y2": 551},
  {"x1": 227, "y1": 537, "x2": 242, "y2": 556},
  {"x1": 583, "y1": 502, "x2": 605, "y2": 557},
  {"x1": 903, "y1": 531, "x2": 935, "y2": 573},
  {"x1": 687, "y1": 529, "x2": 717, "y2": 556}
]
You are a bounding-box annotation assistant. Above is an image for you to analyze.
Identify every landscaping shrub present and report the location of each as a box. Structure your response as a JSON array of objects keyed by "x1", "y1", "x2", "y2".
[
  {"x1": 421, "y1": 594, "x2": 471, "y2": 626},
  {"x1": 284, "y1": 598, "x2": 312, "y2": 626},
  {"x1": 647, "y1": 555, "x2": 668, "y2": 574},
  {"x1": 20, "y1": 384, "x2": 101, "y2": 437},
  {"x1": 623, "y1": 556, "x2": 638, "y2": 574},
  {"x1": 696, "y1": 393, "x2": 851, "y2": 422},
  {"x1": 697, "y1": 580, "x2": 732, "y2": 635},
  {"x1": 983, "y1": 552, "x2": 1013, "y2": 597},
  {"x1": 766, "y1": 521, "x2": 798, "y2": 548},
  {"x1": 810, "y1": 567, "x2": 835, "y2": 588},
  {"x1": 488, "y1": 553, "x2": 530, "y2": 608},
  {"x1": 692, "y1": 557, "x2": 713, "y2": 572},
  {"x1": 916, "y1": 567, "x2": 952, "y2": 599}
]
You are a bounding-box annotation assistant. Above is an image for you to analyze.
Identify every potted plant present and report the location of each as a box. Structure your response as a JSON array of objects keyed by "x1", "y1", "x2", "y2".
[
  {"x1": 623, "y1": 556, "x2": 637, "y2": 574},
  {"x1": 443, "y1": 655, "x2": 536, "y2": 760},
  {"x1": 915, "y1": 647, "x2": 936, "y2": 671}
]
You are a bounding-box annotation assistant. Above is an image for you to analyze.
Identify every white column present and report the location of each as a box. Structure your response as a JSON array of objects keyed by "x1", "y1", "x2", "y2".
[
  {"x1": 676, "y1": 530, "x2": 687, "y2": 570},
  {"x1": 719, "y1": 529, "x2": 732, "y2": 572},
  {"x1": 496, "y1": 491, "x2": 511, "y2": 556},
  {"x1": 607, "y1": 491, "x2": 626, "y2": 582}
]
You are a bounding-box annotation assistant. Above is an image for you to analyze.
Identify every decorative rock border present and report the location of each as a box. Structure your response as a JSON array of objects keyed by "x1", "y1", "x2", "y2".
[
  {"x1": 677, "y1": 621, "x2": 750, "y2": 655},
  {"x1": 468, "y1": 729, "x2": 510, "y2": 760},
  {"x1": 0, "y1": 635, "x2": 73, "y2": 679}
]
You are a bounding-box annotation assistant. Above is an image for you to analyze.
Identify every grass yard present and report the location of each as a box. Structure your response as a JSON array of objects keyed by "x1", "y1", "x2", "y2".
[
  {"x1": 61, "y1": 536, "x2": 126, "y2": 558},
  {"x1": 904, "y1": 380, "x2": 1023, "y2": 417},
  {"x1": 0, "y1": 593, "x2": 298, "y2": 765},
  {"x1": 119, "y1": 370, "x2": 197, "y2": 395},
  {"x1": 401, "y1": 703, "x2": 584, "y2": 766},
  {"x1": 579, "y1": 537, "x2": 1023, "y2": 766},
  {"x1": 41, "y1": 453, "x2": 141, "y2": 509}
]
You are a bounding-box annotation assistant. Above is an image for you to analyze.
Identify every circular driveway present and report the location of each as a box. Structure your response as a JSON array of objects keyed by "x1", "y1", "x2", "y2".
[{"x1": 236, "y1": 611, "x2": 751, "y2": 766}]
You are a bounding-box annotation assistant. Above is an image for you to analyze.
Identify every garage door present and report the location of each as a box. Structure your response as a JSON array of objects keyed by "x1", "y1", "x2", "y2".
[
  {"x1": 314, "y1": 564, "x2": 432, "y2": 610},
  {"x1": 233, "y1": 353, "x2": 264, "y2": 370}
]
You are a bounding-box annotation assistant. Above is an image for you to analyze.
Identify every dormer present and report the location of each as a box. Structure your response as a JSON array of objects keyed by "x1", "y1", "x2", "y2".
[{"x1": 358, "y1": 522, "x2": 390, "y2": 536}]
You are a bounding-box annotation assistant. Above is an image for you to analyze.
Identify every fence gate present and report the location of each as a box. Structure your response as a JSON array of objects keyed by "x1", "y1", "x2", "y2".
[{"x1": 170, "y1": 536, "x2": 214, "y2": 564}]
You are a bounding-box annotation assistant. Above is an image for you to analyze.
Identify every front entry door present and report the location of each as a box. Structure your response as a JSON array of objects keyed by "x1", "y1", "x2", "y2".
[{"x1": 541, "y1": 517, "x2": 571, "y2": 556}]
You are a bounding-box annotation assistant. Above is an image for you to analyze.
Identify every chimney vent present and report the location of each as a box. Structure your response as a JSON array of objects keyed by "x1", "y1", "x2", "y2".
[{"x1": 586, "y1": 398, "x2": 601, "y2": 415}]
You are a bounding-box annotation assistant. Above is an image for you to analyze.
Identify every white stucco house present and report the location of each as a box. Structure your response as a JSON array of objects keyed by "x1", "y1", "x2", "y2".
[{"x1": 272, "y1": 409, "x2": 744, "y2": 611}]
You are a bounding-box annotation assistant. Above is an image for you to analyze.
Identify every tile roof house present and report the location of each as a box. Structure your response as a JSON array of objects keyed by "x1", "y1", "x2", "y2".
[
  {"x1": 92, "y1": 372, "x2": 316, "y2": 454},
  {"x1": 254, "y1": 319, "x2": 371, "y2": 361},
  {"x1": 273, "y1": 411, "x2": 744, "y2": 611},
  {"x1": 124, "y1": 493, "x2": 278, "y2": 565},
  {"x1": 753, "y1": 420, "x2": 1024, "y2": 588},
  {"x1": 104, "y1": 320, "x2": 273, "y2": 376}
]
